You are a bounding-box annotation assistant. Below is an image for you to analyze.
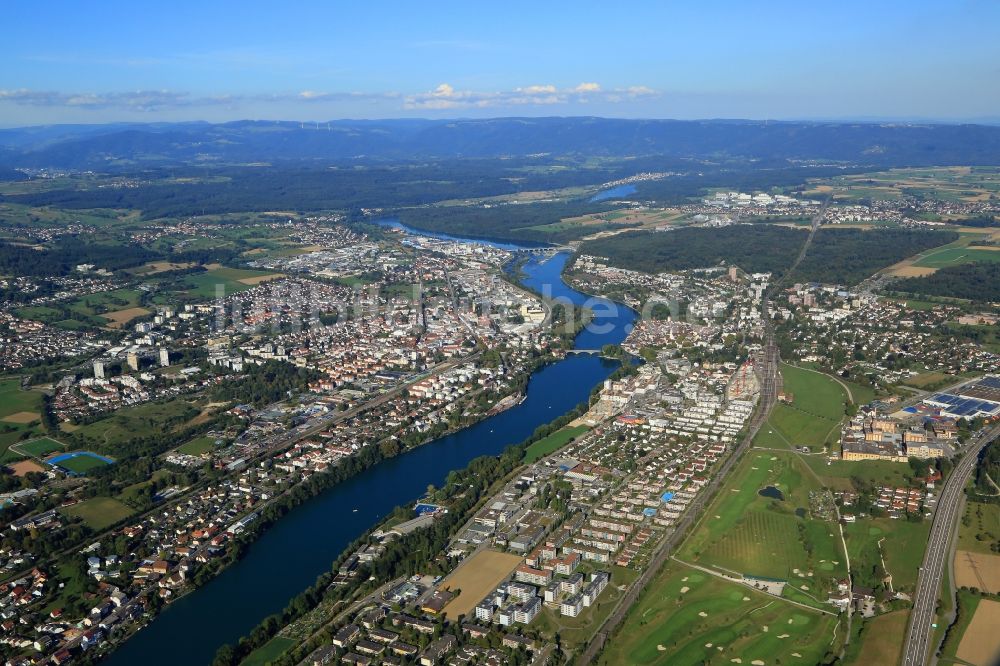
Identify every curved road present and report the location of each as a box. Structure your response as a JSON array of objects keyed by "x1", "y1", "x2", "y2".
[{"x1": 902, "y1": 426, "x2": 998, "y2": 666}]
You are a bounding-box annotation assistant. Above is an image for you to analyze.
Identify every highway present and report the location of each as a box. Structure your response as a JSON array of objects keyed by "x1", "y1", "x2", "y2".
[{"x1": 901, "y1": 425, "x2": 998, "y2": 666}]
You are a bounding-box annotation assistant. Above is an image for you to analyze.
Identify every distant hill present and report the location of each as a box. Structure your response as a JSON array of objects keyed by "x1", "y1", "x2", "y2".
[{"x1": 1, "y1": 118, "x2": 999, "y2": 169}]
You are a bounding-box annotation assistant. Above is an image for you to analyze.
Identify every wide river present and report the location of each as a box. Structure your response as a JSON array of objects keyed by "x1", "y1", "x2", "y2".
[{"x1": 105, "y1": 232, "x2": 636, "y2": 665}]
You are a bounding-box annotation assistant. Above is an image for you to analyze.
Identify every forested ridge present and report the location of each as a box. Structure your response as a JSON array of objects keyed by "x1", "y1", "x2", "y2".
[{"x1": 579, "y1": 225, "x2": 958, "y2": 285}]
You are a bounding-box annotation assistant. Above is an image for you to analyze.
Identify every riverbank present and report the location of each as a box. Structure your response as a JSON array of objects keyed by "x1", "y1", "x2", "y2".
[{"x1": 101, "y1": 241, "x2": 635, "y2": 666}]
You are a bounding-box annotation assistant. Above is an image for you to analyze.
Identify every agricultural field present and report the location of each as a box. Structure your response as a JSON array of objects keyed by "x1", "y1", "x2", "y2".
[
  {"x1": 955, "y1": 598, "x2": 1000, "y2": 666},
  {"x1": 60, "y1": 496, "x2": 135, "y2": 530},
  {"x1": 127, "y1": 260, "x2": 195, "y2": 275},
  {"x1": 179, "y1": 265, "x2": 284, "y2": 297},
  {"x1": 599, "y1": 562, "x2": 839, "y2": 666},
  {"x1": 847, "y1": 610, "x2": 908, "y2": 666},
  {"x1": 953, "y1": 550, "x2": 1000, "y2": 595},
  {"x1": 102, "y1": 306, "x2": 151, "y2": 328},
  {"x1": 678, "y1": 450, "x2": 847, "y2": 589},
  {"x1": 803, "y1": 166, "x2": 1000, "y2": 204},
  {"x1": 440, "y1": 549, "x2": 523, "y2": 619},
  {"x1": 523, "y1": 425, "x2": 589, "y2": 462},
  {"x1": 887, "y1": 230, "x2": 1000, "y2": 276}
]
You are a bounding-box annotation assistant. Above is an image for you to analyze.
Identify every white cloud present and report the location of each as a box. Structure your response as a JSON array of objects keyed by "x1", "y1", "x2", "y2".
[
  {"x1": 519, "y1": 85, "x2": 558, "y2": 94},
  {"x1": 623, "y1": 85, "x2": 656, "y2": 96},
  {"x1": 0, "y1": 83, "x2": 660, "y2": 114}
]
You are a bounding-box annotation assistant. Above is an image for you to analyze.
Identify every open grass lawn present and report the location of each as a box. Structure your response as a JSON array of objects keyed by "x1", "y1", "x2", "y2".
[
  {"x1": 177, "y1": 435, "x2": 221, "y2": 455},
  {"x1": 781, "y1": 364, "x2": 848, "y2": 420},
  {"x1": 799, "y1": 455, "x2": 917, "y2": 492},
  {"x1": 60, "y1": 496, "x2": 135, "y2": 530},
  {"x1": 523, "y1": 425, "x2": 589, "y2": 462},
  {"x1": 71, "y1": 398, "x2": 199, "y2": 453},
  {"x1": 599, "y1": 562, "x2": 839, "y2": 666},
  {"x1": 242, "y1": 636, "x2": 296, "y2": 666},
  {"x1": 958, "y1": 501, "x2": 1000, "y2": 555},
  {"x1": 755, "y1": 364, "x2": 849, "y2": 451},
  {"x1": 848, "y1": 610, "x2": 909, "y2": 666},
  {"x1": 679, "y1": 450, "x2": 846, "y2": 587},
  {"x1": 843, "y1": 519, "x2": 930, "y2": 591}
]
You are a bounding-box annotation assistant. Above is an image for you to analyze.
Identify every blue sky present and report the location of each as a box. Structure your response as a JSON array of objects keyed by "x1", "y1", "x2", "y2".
[{"x1": 2, "y1": 0, "x2": 998, "y2": 126}]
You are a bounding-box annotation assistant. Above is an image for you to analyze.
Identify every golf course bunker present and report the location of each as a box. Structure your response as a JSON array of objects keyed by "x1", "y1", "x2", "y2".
[{"x1": 758, "y1": 485, "x2": 785, "y2": 500}]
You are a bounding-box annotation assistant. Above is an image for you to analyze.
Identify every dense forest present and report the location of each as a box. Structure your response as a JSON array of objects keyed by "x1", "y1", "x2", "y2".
[
  {"x1": 0, "y1": 239, "x2": 159, "y2": 276},
  {"x1": 894, "y1": 262, "x2": 1000, "y2": 301},
  {"x1": 579, "y1": 225, "x2": 957, "y2": 285}
]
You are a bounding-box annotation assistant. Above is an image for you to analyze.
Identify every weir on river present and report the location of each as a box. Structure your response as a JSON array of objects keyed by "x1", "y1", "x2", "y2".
[{"x1": 106, "y1": 233, "x2": 636, "y2": 666}]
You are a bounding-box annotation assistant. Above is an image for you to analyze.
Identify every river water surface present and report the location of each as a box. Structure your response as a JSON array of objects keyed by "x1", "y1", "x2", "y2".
[{"x1": 105, "y1": 234, "x2": 635, "y2": 665}]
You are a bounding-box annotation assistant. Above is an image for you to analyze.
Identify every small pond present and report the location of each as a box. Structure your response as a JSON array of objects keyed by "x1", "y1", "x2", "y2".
[{"x1": 758, "y1": 485, "x2": 785, "y2": 500}]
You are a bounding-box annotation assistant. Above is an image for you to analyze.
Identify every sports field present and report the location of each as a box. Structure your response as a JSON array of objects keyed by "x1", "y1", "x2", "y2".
[
  {"x1": 599, "y1": 563, "x2": 838, "y2": 665},
  {"x1": 14, "y1": 437, "x2": 66, "y2": 458},
  {"x1": 440, "y1": 549, "x2": 523, "y2": 619},
  {"x1": 60, "y1": 496, "x2": 135, "y2": 530},
  {"x1": 177, "y1": 436, "x2": 221, "y2": 455},
  {"x1": 679, "y1": 450, "x2": 846, "y2": 586},
  {"x1": 48, "y1": 451, "x2": 115, "y2": 474},
  {"x1": 523, "y1": 425, "x2": 589, "y2": 462}
]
